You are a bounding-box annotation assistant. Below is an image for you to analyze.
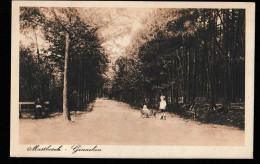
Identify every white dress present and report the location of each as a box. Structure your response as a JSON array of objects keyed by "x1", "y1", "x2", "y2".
[{"x1": 159, "y1": 101, "x2": 166, "y2": 110}]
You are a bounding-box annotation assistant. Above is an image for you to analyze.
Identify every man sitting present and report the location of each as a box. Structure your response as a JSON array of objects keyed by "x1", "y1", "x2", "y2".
[{"x1": 35, "y1": 97, "x2": 42, "y2": 119}]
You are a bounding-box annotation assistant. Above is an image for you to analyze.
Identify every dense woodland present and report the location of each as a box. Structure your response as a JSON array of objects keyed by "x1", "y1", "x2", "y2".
[
  {"x1": 19, "y1": 7, "x2": 109, "y2": 119},
  {"x1": 110, "y1": 9, "x2": 245, "y2": 112},
  {"x1": 19, "y1": 8, "x2": 245, "y2": 126}
]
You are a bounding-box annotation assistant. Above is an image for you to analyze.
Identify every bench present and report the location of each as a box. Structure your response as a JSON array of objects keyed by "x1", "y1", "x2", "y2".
[
  {"x1": 19, "y1": 102, "x2": 35, "y2": 111},
  {"x1": 19, "y1": 101, "x2": 50, "y2": 118},
  {"x1": 19, "y1": 102, "x2": 35, "y2": 118}
]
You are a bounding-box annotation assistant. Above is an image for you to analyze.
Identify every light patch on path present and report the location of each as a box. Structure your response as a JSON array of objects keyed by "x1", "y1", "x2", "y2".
[{"x1": 19, "y1": 98, "x2": 244, "y2": 146}]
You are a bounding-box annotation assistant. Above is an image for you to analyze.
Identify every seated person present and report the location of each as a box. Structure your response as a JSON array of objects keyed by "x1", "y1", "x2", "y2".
[
  {"x1": 141, "y1": 104, "x2": 150, "y2": 117},
  {"x1": 142, "y1": 105, "x2": 149, "y2": 111},
  {"x1": 35, "y1": 97, "x2": 42, "y2": 119}
]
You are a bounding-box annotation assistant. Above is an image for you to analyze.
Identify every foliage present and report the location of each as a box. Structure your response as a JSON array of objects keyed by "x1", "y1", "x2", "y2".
[
  {"x1": 19, "y1": 7, "x2": 109, "y2": 112},
  {"x1": 111, "y1": 9, "x2": 245, "y2": 112}
]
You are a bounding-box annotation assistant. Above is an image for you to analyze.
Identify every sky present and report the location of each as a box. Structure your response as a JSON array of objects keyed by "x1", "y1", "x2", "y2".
[
  {"x1": 95, "y1": 8, "x2": 153, "y2": 62},
  {"x1": 95, "y1": 8, "x2": 155, "y2": 78}
]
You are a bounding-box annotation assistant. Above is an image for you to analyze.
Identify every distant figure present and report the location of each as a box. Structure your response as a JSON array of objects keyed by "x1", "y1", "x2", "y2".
[
  {"x1": 159, "y1": 95, "x2": 167, "y2": 120},
  {"x1": 43, "y1": 101, "x2": 50, "y2": 117},
  {"x1": 35, "y1": 97, "x2": 42, "y2": 119}
]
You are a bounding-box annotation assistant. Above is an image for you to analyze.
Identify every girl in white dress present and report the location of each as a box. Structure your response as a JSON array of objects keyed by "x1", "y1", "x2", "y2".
[{"x1": 159, "y1": 95, "x2": 167, "y2": 120}]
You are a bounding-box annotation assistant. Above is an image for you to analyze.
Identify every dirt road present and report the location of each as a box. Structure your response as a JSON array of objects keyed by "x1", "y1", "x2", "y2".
[{"x1": 20, "y1": 98, "x2": 244, "y2": 145}]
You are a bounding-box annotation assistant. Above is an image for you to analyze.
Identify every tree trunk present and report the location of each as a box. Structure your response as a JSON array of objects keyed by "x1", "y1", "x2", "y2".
[
  {"x1": 33, "y1": 29, "x2": 40, "y2": 66},
  {"x1": 175, "y1": 50, "x2": 179, "y2": 107},
  {"x1": 223, "y1": 9, "x2": 231, "y2": 110},
  {"x1": 63, "y1": 32, "x2": 71, "y2": 121},
  {"x1": 33, "y1": 29, "x2": 43, "y2": 98},
  {"x1": 191, "y1": 38, "x2": 197, "y2": 105},
  {"x1": 203, "y1": 10, "x2": 216, "y2": 107}
]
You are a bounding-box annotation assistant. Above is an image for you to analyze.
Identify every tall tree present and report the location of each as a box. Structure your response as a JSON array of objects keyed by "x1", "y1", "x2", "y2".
[
  {"x1": 110, "y1": 8, "x2": 245, "y2": 113},
  {"x1": 43, "y1": 8, "x2": 109, "y2": 119}
]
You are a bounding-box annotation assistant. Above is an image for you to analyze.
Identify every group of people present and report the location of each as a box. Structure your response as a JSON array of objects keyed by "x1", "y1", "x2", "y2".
[{"x1": 142, "y1": 95, "x2": 167, "y2": 120}]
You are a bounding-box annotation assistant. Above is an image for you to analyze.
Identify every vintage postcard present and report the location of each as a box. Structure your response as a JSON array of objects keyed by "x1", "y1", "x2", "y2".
[{"x1": 11, "y1": 1, "x2": 255, "y2": 158}]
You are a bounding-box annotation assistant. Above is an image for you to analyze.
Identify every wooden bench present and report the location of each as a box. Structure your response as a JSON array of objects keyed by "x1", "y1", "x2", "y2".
[
  {"x1": 19, "y1": 102, "x2": 35, "y2": 111},
  {"x1": 19, "y1": 102, "x2": 35, "y2": 118},
  {"x1": 19, "y1": 101, "x2": 50, "y2": 118}
]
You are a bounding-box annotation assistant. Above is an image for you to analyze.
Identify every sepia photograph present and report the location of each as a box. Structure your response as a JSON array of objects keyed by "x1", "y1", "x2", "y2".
[{"x1": 11, "y1": 1, "x2": 254, "y2": 158}]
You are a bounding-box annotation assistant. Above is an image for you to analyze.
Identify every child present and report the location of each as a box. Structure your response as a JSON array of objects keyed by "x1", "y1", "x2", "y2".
[
  {"x1": 159, "y1": 95, "x2": 167, "y2": 120},
  {"x1": 142, "y1": 105, "x2": 149, "y2": 111},
  {"x1": 141, "y1": 104, "x2": 149, "y2": 118}
]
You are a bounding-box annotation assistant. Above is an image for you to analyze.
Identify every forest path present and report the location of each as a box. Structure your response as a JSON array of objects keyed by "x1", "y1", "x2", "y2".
[{"x1": 20, "y1": 98, "x2": 244, "y2": 145}]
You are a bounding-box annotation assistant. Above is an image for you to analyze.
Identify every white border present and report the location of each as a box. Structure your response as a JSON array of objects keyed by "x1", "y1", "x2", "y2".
[{"x1": 10, "y1": 1, "x2": 255, "y2": 158}]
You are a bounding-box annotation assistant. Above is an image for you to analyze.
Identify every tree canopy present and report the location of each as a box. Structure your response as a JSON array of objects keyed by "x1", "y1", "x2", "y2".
[
  {"x1": 110, "y1": 9, "x2": 245, "y2": 110},
  {"x1": 20, "y1": 7, "x2": 109, "y2": 115}
]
